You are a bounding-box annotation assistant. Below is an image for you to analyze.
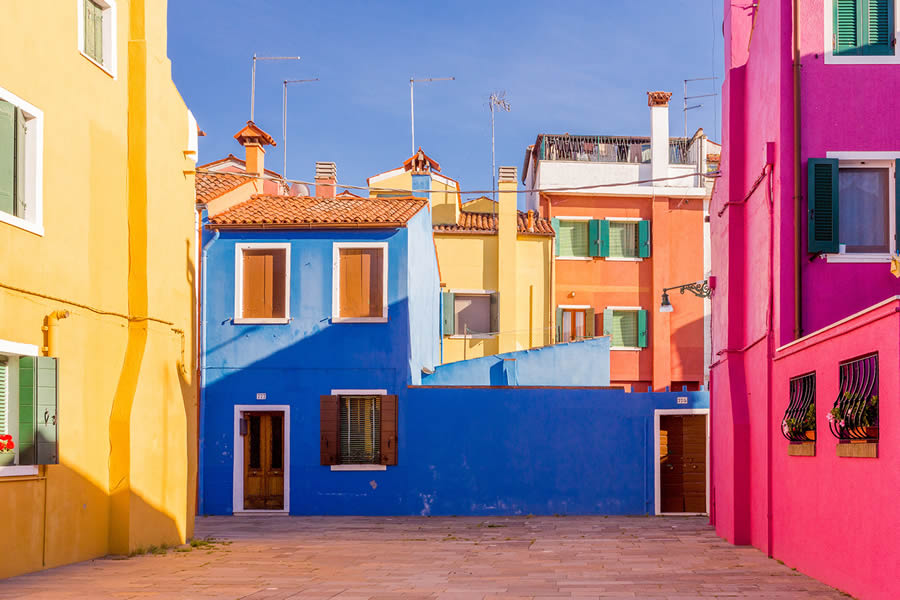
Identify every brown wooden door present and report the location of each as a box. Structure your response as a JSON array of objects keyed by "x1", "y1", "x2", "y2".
[
  {"x1": 660, "y1": 414, "x2": 707, "y2": 513},
  {"x1": 243, "y1": 412, "x2": 285, "y2": 510}
]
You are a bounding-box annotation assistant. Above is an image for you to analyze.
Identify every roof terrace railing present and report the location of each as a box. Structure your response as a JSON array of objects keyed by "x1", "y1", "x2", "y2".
[{"x1": 537, "y1": 135, "x2": 699, "y2": 165}]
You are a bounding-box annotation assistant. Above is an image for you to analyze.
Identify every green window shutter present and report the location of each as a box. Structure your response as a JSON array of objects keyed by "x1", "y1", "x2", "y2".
[
  {"x1": 557, "y1": 221, "x2": 589, "y2": 257},
  {"x1": 35, "y1": 357, "x2": 59, "y2": 465},
  {"x1": 834, "y1": 0, "x2": 860, "y2": 55},
  {"x1": 441, "y1": 291, "x2": 455, "y2": 335},
  {"x1": 588, "y1": 219, "x2": 600, "y2": 257},
  {"x1": 489, "y1": 292, "x2": 500, "y2": 335},
  {"x1": 637, "y1": 310, "x2": 649, "y2": 348},
  {"x1": 602, "y1": 308, "x2": 613, "y2": 337},
  {"x1": 555, "y1": 307, "x2": 563, "y2": 342},
  {"x1": 585, "y1": 308, "x2": 595, "y2": 337},
  {"x1": 612, "y1": 310, "x2": 638, "y2": 348},
  {"x1": 94, "y1": 2, "x2": 104, "y2": 63},
  {"x1": 15, "y1": 108, "x2": 26, "y2": 218},
  {"x1": 895, "y1": 159, "x2": 899, "y2": 254},
  {"x1": 84, "y1": 0, "x2": 96, "y2": 60},
  {"x1": 863, "y1": 0, "x2": 893, "y2": 55},
  {"x1": 17, "y1": 356, "x2": 36, "y2": 465},
  {"x1": 551, "y1": 218, "x2": 560, "y2": 256},
  {"x1": 638, "y1": 220, "x2": 651, "y2": 257},
  {"x1": 807, "y1": 158, "x2": 840, "y2": 253},
  {"x1": 0, "y1": 99, "x2": 14, "y2": 216},
  {"x1": 599, "y1": 219, "x2": 610, "y2": 257}
]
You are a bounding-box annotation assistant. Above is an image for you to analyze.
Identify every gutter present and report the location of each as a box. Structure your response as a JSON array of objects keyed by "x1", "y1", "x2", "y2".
[{"x1": 793, "y1": 0, "x2": 803, "y2": 339}]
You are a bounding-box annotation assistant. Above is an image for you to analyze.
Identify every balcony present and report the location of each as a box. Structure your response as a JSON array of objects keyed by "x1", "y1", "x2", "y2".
[{"x1": 536, "y1": 135, "x2": 698, "y2": 165}]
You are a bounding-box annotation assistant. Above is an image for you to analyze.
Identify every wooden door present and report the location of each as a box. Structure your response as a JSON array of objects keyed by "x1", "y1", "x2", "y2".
[
  {"x1": 243, "y1": 412, "x2": 285, "y2": 510},
  {"x1": 660, "y1": 414, "x2": 707, "y2": 513}
]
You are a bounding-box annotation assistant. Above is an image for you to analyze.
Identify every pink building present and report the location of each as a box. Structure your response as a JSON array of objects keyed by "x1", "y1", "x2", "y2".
[{"x1": 711, "y1": 1, "x2": 900, "y2": 598}]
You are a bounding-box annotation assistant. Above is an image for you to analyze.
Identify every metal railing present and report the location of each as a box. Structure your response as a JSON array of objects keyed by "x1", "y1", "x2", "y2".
[
  {"x1": 829, "y1": 353, "x2": 879, "y2": 442},
  {"x1": 782, "y1": 372, "x2": 816, "y2": 442},
  {"x1": 538, "y1": 134, "x2": 700, "y2": 166}
]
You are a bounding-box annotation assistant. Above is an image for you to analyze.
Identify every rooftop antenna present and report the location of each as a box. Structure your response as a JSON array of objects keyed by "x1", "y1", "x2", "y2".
[
  {"x1": 488, "y1": 91, "x2": 511, "y2": 207},
  {"x1": 282, "y1": 78, "x2": 319, "y2": 182},
  {"x1": 250, "y1": 54, "x2": 301, "y2": 122},
  {"x1": 409, "y1": 76, "x2": 455, "y2": 156},
  {"x1": 682, "y1": 77, "x2": 719, "y2": 138}
]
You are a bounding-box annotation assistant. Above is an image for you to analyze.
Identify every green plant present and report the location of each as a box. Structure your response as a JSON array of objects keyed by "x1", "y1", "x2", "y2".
[
  {"x1": 783, "y1": 402, "x2": 816, "y2": 437},
  {"x1": 828, "y1": 394, "x2": 878, "y2": 429}
]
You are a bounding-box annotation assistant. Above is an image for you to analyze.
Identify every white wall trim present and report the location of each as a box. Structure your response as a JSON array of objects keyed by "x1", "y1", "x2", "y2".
[
  {"x1": 554, "y1": 215, "x2": 593, "y2": 221},
  {"x1": 555, "y1": 256, "x2": 592, "y2": 261},
  {"x1": 0, "y1": 340, "x2": 39, "y2": 357},
  {"x1": 610, "y1": 347, "x2": 642, "y2": 352},
  {"x1": 605, "y1": 257, "x2": 643, "y2": 262},
  {"x1": 76, "y1": 0, "x2": 118, "y2": 78},
  {"x1": 604, "y1": 217, "x2": 643, "y2": 222},
  {"x1": 605, "y1": 305, "x2": 643, "y2": 311},
  {"x1": 331, "y1": 389, "x2": 388, "y2": 395},
  {"x1": 558, "y1": 304, "x2": 591, "y2": 309},
  {"x1": 654, "y1": 409, "x2": 710, "y2": 516},
  {"x1": 232, "y1": 404, "x2": 290, "y2": 514},
  {"x1": 824, "y1": 0, "x2": 900, "y2": 65},
  {"x1": 234, "y1": 243, "x2": 291, "y2": 323},
  {"x1": 330, "y1": 464, "x2": 387, "y2": 471},
  {"x1": 332, "y1": 242, "x2": 389, "y2": 323},
  {"x1": 449, "y1": 289, "x2": 495, "y2": 295},
  {"x1": 367, "y1": 167, "x2": 405, "y2": 185},
  {"x1": 0, "y1": 85, "x2": 44, "y2": 236}
]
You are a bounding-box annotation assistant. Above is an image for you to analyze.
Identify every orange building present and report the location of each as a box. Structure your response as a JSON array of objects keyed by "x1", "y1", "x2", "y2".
[{"x1": 523, "y1": 92, "x2": 717, "y2": 391}]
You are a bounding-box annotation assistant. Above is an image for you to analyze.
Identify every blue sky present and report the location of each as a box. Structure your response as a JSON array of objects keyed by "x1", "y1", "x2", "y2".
[{"x1": 169, "y1": 1, "x2": 723, "y2": 197}]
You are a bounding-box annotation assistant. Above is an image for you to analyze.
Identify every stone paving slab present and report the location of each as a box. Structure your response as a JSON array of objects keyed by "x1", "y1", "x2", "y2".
[{"x1": 0, "y1": 516, "x2": 847, "y2": 599}]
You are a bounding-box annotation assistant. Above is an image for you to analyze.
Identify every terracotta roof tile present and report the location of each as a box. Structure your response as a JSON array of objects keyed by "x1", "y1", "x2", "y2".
[
  {"x1": 209, "y1": 194, "x2": 428, "y2": 228},
  {"x1": 195, "y1": 172, "x2": 255, "y2": 204},
  {"x1": 433, "y1": 210, "x2": 554, "y2": 236}
]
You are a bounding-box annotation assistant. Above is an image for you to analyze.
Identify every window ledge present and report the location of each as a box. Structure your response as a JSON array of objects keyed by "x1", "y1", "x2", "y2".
[
  {"x1": 605, "y1": 257, "x2": 643, "y2": 262},
  {"x1": 825, "y1": 52, "x2": 900, "y2": 66},
  {"x1": 233, "y1": 317, "x2": 291, "y2": 325},
  {"x1": 330, "y1": 464, "x2": 387, "y2": 471},
  {"x1": 556, "y1": 256, "x2": 593, "y2": 261},
  {"x1": 0, "y1": 465, "x2": 39, "y2": 478},
  {"x1": 79, "y1": 51, "x2": 116, "y2": 79},
  {"x1": 332, "y1": 317, "x2": 388, "y2": 324},
  {"x1": 0, "y1": 211, "x2": 43, "y2": 236},
  {"x1": 824, "y1": 253, "x2": 892, "y2": 264},
  {"x1": 447, "y1": 334, "x2": 495, "y2": 339},
  {"x1": 610, "y1": 346, "x2": 642, "y2": 351}
]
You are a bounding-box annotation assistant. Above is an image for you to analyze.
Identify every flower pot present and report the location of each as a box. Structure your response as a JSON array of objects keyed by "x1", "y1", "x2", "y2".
[
  {"x1": 804, "y1": 430, "x2": 816, "y2": 441},
  {"x1": 848, "y1": 426, "x2": 878, "y2": 440},
  {"x1": 0, "y1": 452, "x2": 15, "y2": 467}
]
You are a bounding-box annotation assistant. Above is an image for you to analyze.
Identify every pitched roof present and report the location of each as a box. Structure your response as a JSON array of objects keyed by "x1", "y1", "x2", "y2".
[
  {"x1": 198, "y1": 154, "x2": 284, "y2": 178},
  {"x1": 195, "y1": 171, "x2": 256, "y2": 204},
  {"x1": 403, "y1": 148, "x2": 441, "y2": 173},
  {"x1": 233, "y1": 121, "x2": 277, "y2": 146},
  {"x1": 433, "y1": 210, "x2": 555, "y2": 236},
  {"x1": 209, "y1": 194, "x2": 429, "y2": 228}
]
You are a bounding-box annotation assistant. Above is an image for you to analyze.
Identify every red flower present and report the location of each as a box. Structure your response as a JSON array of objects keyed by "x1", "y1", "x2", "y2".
[
  {"x1": 0, "y1": 434, "x2": 11, "y2": 441},
  {"x1": 6, "y1": 440, "x2": 13, "y2": 450}
]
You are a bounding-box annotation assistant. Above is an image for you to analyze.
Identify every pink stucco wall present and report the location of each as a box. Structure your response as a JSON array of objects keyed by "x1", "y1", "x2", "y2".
[{"x1": 711, "y1": 0, "x2": 900, "y2": 597}]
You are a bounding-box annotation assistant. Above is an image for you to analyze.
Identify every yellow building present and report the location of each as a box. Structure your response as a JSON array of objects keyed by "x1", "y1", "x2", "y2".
[
  {"x1": 0, "y1": 0, "x2": 197, "y2": 577},
  {"x1": 369, "y1": 151, "x2": 555, "y2": 363}
]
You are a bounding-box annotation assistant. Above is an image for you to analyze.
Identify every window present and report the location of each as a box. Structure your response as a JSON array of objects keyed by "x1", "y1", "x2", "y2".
[
  {"x1": 0, "y1": 345, "x2": 59, "y2": 474},
  {"x1": 602, "y1": 308, "x2": 649, "y2": 349},
  {"x1": 833, "y1": 0, "x2": 894, "y2": 56},
  {"x1": 235, "y1": 244, "x2": 290, "y2": 323},
  {"x1": 830, "y1": 353, "x2": 879, "y2": 444},
  {"x1": 320, "y1": 393, "x2": 397, "y2": 467},
  {"x1": 557, "y1": 220, "x2": 590, "y2": 257},
  {"x1": 78, "y1": 0, "x2": 117, "y2": 76},
  {"x1": 0, "y1": 88, "x2": 43, "y2": 235},
  {"x1": 551, "y1": 217, "x2": 650, "y2": 259},
  {"x1": 442, "y1": 291, "x2": 498, "y2": 336},
  {"x1": 556, "y1": 307, "x2": 595, "y2": 342},
  {"x1": 333, "y1": 243, "x2": 388, "y2": 323},
  {"x1": 609, "y1": 221, "x2": 640, "y2": 258},
  {"x1": 807, "y1": 157, "x2": 897, "y2": 259},
  {"x1": 783, "y1": 372, "x2": 816, "y2": 443}
]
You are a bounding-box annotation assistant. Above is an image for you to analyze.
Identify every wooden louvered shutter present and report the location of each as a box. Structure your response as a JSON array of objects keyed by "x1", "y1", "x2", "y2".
[
  {"x1": 834, "y1": 0, "x2": 860, "y2": 55},
  {"x1": 864, "y1": 0, "x2": 893, "y2": 56},
  {"x1": 599, "y1": 219, "x2": 610, "y2": 257},
  {"x1": 0, "y1": 99, "x2": 14, "y2": 216},
  {"x1": 555, "y1": 307, "x2": 563, "y2": 342},
  {"x1": 442, "y1": 291, "x2": 455, "y2": 335},
  {"x1": 588, "y1": 219, "x2": 601, "y2": 257},
  {"x1": 489, "y1": 293, "x2": 500, "y2": 335},
  {"x1": 638, "y1": 220, "x2": 651, "y2": 257},
  {"x1": 585, "y1": 308, "x2": 595, "y2": 337},
  {"x1": 551, "y1": 218, "x2": 560, "y2": 256},
  {"x1": 807, "y1": 159, "x2": 839, "y2": 253},
  {"x1": 15, "y1": 108, "x2": 26, "y2": 218},
  {"x1": 319, "y1": 395, "x2": 339, "y2": 465},
  {"x1": 17, "y1": 356, "x2": 59, "y2": 466},
  {"x1": 602, "y1": 308, "x2": 613, "y2": 337},
  {"x1": 379, "y1": 395, "x2": 398, "y2": 466},
  {"x1": 637, "y1": 310, "x2": 649, "y2": 348}
]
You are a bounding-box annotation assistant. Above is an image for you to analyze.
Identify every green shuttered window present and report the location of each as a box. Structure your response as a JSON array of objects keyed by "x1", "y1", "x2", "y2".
[
  {"x1": 834, "y1": 0, "x2": 894, "y2": 56},
  {"x1": 17, "y1": 356, "x2": 59, "y2": 466},
  {"x1": 84, "y1": 0, "x2": 105, "y2": 63},
  {"x1": 552, "y1": 218, "x2": 650, "y2": 258},
  {"x1": 602, "y1": 309, "x2": 649, "y2": 349},
  {"x1": 557, "y1": 220, "x2": 589, "y2": 257},
  {"x1": 808, "y1": 159, "x2": 840, "y2": 253},
  {"x1": 0, "y1": 98, "x2": 30, "y2": 220},
  {"x1": 609, "y1": 222, "x2": 639, "y2": 258}
]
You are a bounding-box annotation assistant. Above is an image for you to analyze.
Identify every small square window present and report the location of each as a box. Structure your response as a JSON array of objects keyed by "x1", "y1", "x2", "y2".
[
  {"x1": 558, "y1": 220, "x2": 589, "y2": 257},
  {"x1": 333, "y1": 244, "x2": 387, "y2": 322},
  {"x1": 454, "y1": 294, "x2": 490, "y2": 335},
  {"x1": 608, "y1": 221, "x2": 640, "y2": 258},
  {"x1": 236, "y1": 245, "x2": 290, "y2": 322},
  {"x1": 838, "y1": 166, "x2": 890, "y2": 253},
  {"x1": 339, "y1": 395, "x2": 380, "y2": 465},
  {"x1": 0, "y1": 90, "x2": 43, "y2": 234},
  {"x1": 78, "y1": 0, "x2": 117, "y2": 77},
  {"x1": 560, "y1": 308, "x2": 589, "y2": 341},
  {"x1": 610, "y1": 310, "x2": 639, "y2": 347}
]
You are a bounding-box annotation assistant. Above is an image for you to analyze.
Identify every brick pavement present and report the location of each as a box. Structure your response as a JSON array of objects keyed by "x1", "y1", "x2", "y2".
[{"x1": 1, "y1": 516, "x2": 847, "y2": 599}]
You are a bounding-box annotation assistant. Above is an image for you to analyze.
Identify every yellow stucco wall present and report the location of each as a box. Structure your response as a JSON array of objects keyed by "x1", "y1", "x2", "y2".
[
  {"x1": 370, "y1": 170, "x2": 460, "y2": 225},
  {"x1": 0, "y1": 0, "x2": 197, "y2": 577}
]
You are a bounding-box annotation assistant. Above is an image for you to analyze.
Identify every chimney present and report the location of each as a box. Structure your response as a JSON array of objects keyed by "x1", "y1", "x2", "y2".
[
  {"x1": 497, "y1": 166, "x2": 519, "y2": 354},
  {"x1": 315, "y1": 162, "x2": 337, "y2": 198},
  {"x1": 526, "y1": 209, "x2": 535, "y2": 232},
  {"x1": 647, "y1": 91, "x2": 672, "y2": 184},
  {"x1": 233, "y1": 121, "x2": 276, "y2": 176}
]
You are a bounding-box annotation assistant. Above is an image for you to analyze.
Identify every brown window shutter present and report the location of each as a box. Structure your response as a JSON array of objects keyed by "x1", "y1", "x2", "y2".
[
  {"x1": 243, "y1": 251, "x2": 266, "y2": 317},
  {"x1": 366, "y1": 249, "x2": 384, "y2": 317},
  {"x1": 243, "y1": 249, "x2": 286, "y2": 318},
  {"x1": 270, "y1": 250, "x2": 286, "y2": 317},
  {"x1": 340, "y1": 249, "x2": 362, "y2": 317},
  {"x1": 379, "y1": 394, "x2": 398, "y2": 465},
  {"x1": 320, "y1": 395, "x2": 340, "y2": 465},
  {"x1": 339, "y1": 248, "x2": 384, "y2": 318}
]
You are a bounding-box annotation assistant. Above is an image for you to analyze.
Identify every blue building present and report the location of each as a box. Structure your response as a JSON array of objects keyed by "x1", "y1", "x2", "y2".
[{"x1": 199, "y1": 184, "x2": 440, "y2": 514}]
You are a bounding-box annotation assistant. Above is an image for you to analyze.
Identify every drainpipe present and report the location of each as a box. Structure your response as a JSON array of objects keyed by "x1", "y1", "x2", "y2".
[
  {"x1": 792, "y1": 0, "x2": 802, "y2": 340},
  {"x1": 42, "y1": 310, "x2": 70, "y2": 356},
  {"x1": 197, "y1": 224, "x2": 219, "y2": 516}
]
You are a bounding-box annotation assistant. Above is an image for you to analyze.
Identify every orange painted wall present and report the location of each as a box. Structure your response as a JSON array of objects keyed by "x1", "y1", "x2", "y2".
[{"x1": 544, "y1": 193, "x2": 705, "y2": 390}]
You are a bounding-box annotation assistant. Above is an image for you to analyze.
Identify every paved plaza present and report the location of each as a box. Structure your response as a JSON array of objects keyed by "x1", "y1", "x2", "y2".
[{"x1": 2, "y1": 516, "x2": 846, "y2": 599}]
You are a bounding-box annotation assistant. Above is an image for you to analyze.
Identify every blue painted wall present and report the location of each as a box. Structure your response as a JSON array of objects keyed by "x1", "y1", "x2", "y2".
[{"x1": 421, "y1": 337, "x2": 611, "y2": 386}]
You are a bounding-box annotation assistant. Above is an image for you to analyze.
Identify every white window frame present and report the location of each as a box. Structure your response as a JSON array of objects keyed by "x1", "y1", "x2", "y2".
[
  {"x1": 332, "y1": 242, "x2": 389, "y2": 323},
  {"x1": 824, "y1": 0, "x2": 900, "y2": 65},
  {"x1": 654, "y1": 408, "x2": 710, "y2": 516},
  {"x1": 555, "y1": 215, "x2": 593, "y2": 260},
  {"x1": 604, "y1": 217, "x2": 644, "y2": 262},
  {"x1": 0, "y1": 86, "x2": 44, "y2": 236},
  {"x1": 449, "y1": 289, "x2": 495, "y2": 339},
  {"x1": 329, "y1": 388, "x2": 389, "y2": 471},
  {"x1": 76, "y1": 0, "x2": 118, "y2": 78},
  {"x1": 233, "y1": 242, "x2": 291, "y2": 324},
  {"x1": 232, "y1": 404, "x2": 290, "y2": 514},
  {"x1": 606, "y1": 305, "x2": 643, "y2": 351},
  {"x1": 0, "y1": 339, "x2": 40, "y2": 478},
  {"x1": 824, "y1": 152, "x2": 897, "y2": 263}
]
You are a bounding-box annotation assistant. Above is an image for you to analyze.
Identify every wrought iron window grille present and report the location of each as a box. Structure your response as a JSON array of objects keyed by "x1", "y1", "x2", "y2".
[
  {"x1": 783, "y1": 372, "x2": 816, "y2": 442},
  {"x1": 829, "y1": 353, "x2": 879, "y2": 442}
]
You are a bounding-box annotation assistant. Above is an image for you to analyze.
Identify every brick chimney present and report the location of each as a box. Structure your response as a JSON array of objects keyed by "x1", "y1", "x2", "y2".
[
  {"x1": 647, "y1": 91, "x2": 672, "y2": 184},
  {"x1": 233, "y1": 121, "x2": 276, "y2": 176},
  {"x1": 315, "y1": 162, "x2": 337, "y2": 199}
]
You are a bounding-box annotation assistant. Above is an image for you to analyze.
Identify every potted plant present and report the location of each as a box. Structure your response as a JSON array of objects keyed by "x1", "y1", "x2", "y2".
[
  {"x1": 828, "y1": 394, "x2": 878, "y2": 440},
  {"x1": 0, "y1": 434, "x2": 15, "y2": 466},
  {"x1": 782, "y1": 403, "x2": 816, "y2": 441}
]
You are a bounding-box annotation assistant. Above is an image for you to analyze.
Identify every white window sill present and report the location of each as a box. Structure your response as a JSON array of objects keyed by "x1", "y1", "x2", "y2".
[
  {"x1": 448, "y1": 334, "x2": 495, "y2": 339},
  {"x1": 332, "y1": 317, "x2": 388, "y2": 323},
  {"x1": 824, "y1": 52, "x2": 900, "y2": 66},
  {"x1": 233, "y1": 509, "x2": 289, "y2": 515},
  {"x1": 0, "y1": 211, "x2": 43, "y2": 236},
  {"x1": 824, "y1": 253, "x2": 892, "y2": 264},
  {"x1": 79, "y1": 51, "x2": 116, "y2": 79},
  {"x1": 233, "y1": 317, "x2": 291, "y2": 325},
  {"x1": 556, "y1": 256, "x2": 592, "y2": 261},
  {"x1": 605, "y1": 257, "x2": 643, "y2": 262},
  {"x1": 610, "y1": 346, "x2": 642, "y2": 351},
  {"x1": 330, "y1": 464, "x2": 387, "y2": 471},
  {"x1": 0, "y1": 465, "x2": 39, "y2": 478}
]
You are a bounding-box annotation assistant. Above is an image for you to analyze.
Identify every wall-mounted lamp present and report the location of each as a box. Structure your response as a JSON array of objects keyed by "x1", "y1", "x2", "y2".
[{"x1": 659, "y1": 279, "x2": 712, "y2": 313}]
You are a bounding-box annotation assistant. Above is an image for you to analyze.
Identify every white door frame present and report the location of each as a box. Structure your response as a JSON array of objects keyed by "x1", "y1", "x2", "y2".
[
  {"x1": 653, "y1": 408, "x2": 710, "y2": 516},
  {"x1": 233, "y1": 404, "x2": 290, "y2": 514}
]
